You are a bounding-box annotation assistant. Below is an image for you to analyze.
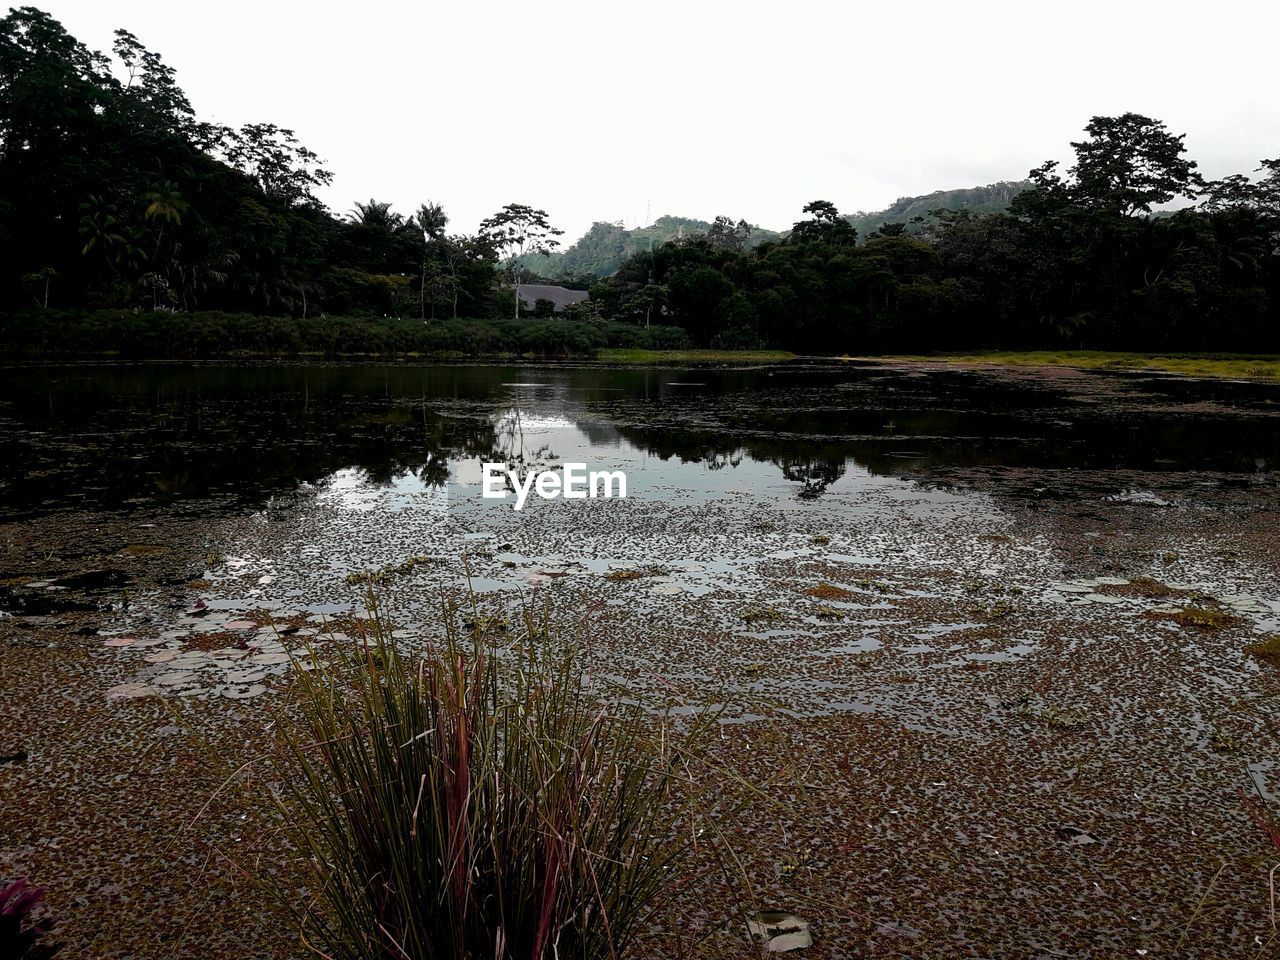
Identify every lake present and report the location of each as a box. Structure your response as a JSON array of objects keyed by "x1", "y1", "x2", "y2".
[
  {"x1": 1, "y1": 361, "x2": 1276, "y2": 517},
  {"x1": 2, "y1": 359, "x2": 1279, "y2": 958}
]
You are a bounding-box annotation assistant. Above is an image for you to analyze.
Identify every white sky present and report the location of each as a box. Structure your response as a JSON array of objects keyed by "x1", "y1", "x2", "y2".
[{"x1": 40, "y1": 0, "x2": 1280, "y2": 242}]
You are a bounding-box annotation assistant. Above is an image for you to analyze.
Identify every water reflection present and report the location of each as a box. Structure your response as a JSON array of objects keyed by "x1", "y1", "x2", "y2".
[{"x1": 0, "y1": 362, "x2": 1275, "y2": 517}]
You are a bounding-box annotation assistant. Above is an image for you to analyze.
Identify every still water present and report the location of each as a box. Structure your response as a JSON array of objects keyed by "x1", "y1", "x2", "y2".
[{"x1": 0, "y1": 361, "x2": 1275, "y2": 518}]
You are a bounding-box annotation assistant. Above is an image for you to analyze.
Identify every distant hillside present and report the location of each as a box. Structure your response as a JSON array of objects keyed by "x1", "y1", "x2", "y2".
[
  {"x1": 846, "y1": 181, "x2": 1030, "y2": 236},
  {"x1": 526, "y1": 184, "x2": 1028, "y2": 278},
  {"x1": 524, "y1": 215, "x2": 780, "y2": 278}
]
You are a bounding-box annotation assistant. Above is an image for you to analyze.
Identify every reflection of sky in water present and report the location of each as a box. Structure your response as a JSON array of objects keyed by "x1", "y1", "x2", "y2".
[
  {"x1": 4, "y1": 362, "x2": 1276, "y2": 519},
  {"x1": 317, "y1": 414, "x2": 954, "y2": 517},
  {"x1": 318, "y1": 466, "x2": 451, "y2": 513}
]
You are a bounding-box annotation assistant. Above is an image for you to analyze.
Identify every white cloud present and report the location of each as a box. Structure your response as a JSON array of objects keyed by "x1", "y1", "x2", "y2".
[{"x1": 42, "y1": 0, "x2": 1280, "y2": 240}]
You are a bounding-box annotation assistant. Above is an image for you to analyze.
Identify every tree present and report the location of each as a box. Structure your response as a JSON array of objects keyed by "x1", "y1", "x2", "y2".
[
  {"x1": 414, "y1": 202, "x2": 447, "y2": 242},
  {"x1": 705, "y1": 216, "x2": 752, "y2": 253},
  {"x1": 1052, "y1": 113, "x2": 1200, "y2": 216},
  {"x1": 141, "y1": 179, "x2": 188, "y2": 260},
  {"x1": 790, "y1": 200, "x2": 858, "y2": 246},
  {"x1": 414, "y1": 202, "x2": 448, "y2": 318},
  {"x1": 21, "y1": 265, "x2": 55, "y2": 307},
  {"x1": 479, "y1": 203, "x2": 563, "y2": 319},
  {"x1": 222, "y1": 122, "x2": 333, "y2": 206},
  {"x1": 112, "y1": 29, "x2": 195, "y2": 136},
  {"x1": 348, "y1": 200, "x2": 402, "y2": 232}
]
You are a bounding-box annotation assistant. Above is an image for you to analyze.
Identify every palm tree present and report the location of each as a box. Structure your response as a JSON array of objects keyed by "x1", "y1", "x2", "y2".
[
  {"x1": 79, "y1": 195, "x2": 143, "y2": 283},
  {"x1": 348, "y1": 199, "x2": 402, "y2": 232},
  {"x1": 414, "y1": 202, "x2": 449, "y2": 318},
  {"x1": 142, "y1": 180, "x2": 189, "y2": 260},
  {"x1": 414, "y1": 202, "x2": 448, "y2": 241}
]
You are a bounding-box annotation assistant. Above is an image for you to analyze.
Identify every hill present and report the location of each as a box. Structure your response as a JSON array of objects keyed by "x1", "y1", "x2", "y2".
[
  {"x1": 530, "y1": 183, "x2": 1032, "y2": 279},
  {"x1": 523, "y1": 215, "x2": 780, "y2": 278},
  {"x1": 845, "y1": 180, "x2": 1030, "y2": 236}
]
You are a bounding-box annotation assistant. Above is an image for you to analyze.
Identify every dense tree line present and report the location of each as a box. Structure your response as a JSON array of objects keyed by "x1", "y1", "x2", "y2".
[
  {"x1": 2, "y1": 7, "x2": 1277, "y2": 356},
  {"x1": 0, "y1": 7, "x2": 538, "y2": 322},
  {"x1": 592, "y1": 117, "x2": 1280, "y2": 352}
]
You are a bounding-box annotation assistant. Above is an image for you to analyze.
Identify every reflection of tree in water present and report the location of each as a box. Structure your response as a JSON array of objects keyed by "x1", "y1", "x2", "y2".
[
  {"x1": 705, "y1": 450, "x2": 745, "y2": 472},
  {"x1": 777, "y1": 457, "x2": 847, "y2": 499},
  {"x1": 483, "y1": 393, "x2": 560, "y2": 492},
  {"x1": 611, "y1": 424, "x2": 848, "y2": 498},
  {"x1": 344, "y1": 407, "x2": 498, "y2": 490}
]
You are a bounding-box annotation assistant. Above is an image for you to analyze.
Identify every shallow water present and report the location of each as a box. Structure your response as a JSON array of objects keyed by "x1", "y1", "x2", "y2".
[
  {"x1": 5, "y1": 360, "x2": 1280, "y2": 957},
  {"x1": 0, "y1": 361, "x2": 1276, "y2": 519}
]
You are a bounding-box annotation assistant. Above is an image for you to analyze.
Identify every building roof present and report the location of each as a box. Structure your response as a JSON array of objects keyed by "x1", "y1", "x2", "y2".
[{"x1": 515, "y1": 284, "x2": 589, "y2": 312}]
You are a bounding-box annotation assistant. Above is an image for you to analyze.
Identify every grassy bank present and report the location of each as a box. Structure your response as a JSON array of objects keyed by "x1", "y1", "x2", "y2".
[
  {"x1": 870, "y1": 350, "x2": 1280, "y2": 381},
  {"x1": 598, "y1": 348, "x2": 796, "y2": 365},
  {"x1": 0, "y1": 310, "x2": 694, "y2": 360}
]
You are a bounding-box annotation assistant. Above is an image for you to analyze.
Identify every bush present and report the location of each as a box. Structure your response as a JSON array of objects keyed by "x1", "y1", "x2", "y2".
[
  {"x1": 0, "y1": 309, "x2": 641, "y2": 359},
  {"x1": 271, "y1": 599, "x2": 706, "y2": 960}
]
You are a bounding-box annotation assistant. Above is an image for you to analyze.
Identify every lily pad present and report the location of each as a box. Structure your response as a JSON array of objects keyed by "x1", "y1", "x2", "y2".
[
  {"x1": 747, "y1": 911, "x2": 813, "y2": 952},
  {"x1": 154, "y1": 670, "x2": 198, "y2": 687},
  {"x1": 1085, "y1": 593, "x2": 1124, "y2": 605},
  {"x1": 224, "y1": 668, "x2": 269, "y2": 684},
  {"x1": 106, "y1": 682, "x2": 158, "y2": 701},
  {"x1": 221, "y1": 684, "x2": 267, "y2": 700},
  {"x1": 250, "y1": 652, "x2": 291, "y2": 665}
]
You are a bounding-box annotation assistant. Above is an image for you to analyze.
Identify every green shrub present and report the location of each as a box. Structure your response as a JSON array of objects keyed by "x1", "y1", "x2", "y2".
[{"x1": 272, "y1": 600, "x2": 707, "y2": 959}]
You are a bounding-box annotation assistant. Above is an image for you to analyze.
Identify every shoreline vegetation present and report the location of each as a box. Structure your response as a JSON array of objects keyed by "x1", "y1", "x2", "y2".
[
  {"x1": 870, "y1": 350, "x2": 1280, "y2": 381},
  {"x1": 3, "y1": 308, "x2": 1278, "y2": 380}
]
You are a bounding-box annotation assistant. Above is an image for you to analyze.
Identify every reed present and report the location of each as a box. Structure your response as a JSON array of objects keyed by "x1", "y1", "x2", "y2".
[{"x1": 272, "y1": 595, "x2": 711, "y2": 960}]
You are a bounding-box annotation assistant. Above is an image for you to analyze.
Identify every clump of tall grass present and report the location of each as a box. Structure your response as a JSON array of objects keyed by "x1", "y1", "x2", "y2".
[{"x1": 273, "y1": 597, "x2": 711, "y2": 960}]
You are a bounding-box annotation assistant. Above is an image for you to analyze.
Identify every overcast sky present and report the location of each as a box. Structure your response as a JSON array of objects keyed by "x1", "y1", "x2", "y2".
[{"x1": 40, "y1": 0, "x2": 1280, "y2": 241}]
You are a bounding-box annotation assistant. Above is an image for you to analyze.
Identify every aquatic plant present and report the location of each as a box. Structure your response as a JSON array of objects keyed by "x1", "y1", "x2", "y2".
[
  {"x1": 1014, "y1": 701, "x2": 1085, "y2": 730},
  {"x1": 344, "y1": 555, "x2": 444, "y2": 587},
  {"x1": 0, "y1": 878, "x2": 63, "y2": 959},
  {"x1": 1125, "y1": 576, "x2": 1179, "y2": 598},
  {"x1": 603, "y1": 569, "x2": 647, "y2": 582},
  {"x1": 1245, "y1": 634, "x2": 1280, "y2": 668},
  {"x1": 1237, "y1": 788, "x2": 1280, "y2": 927},
  {"x1": 971, "y1": 599, "x2": 1015, "y2": 621},
  {"x1": 1164, "y1": 605, "x2": 1243, "y2": 632},
  {"x1": 740, "y1": 604, "x2": 783, "y2": 625},
  {"x1": 804, "y1": 582, "x2": 856, "y2": 601},
  {"x1": 270, "y1": 596, "x2": 712, "y2": 960}
]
